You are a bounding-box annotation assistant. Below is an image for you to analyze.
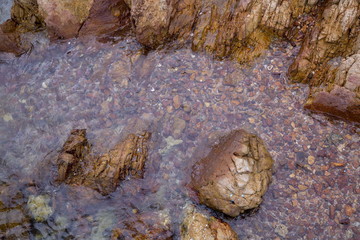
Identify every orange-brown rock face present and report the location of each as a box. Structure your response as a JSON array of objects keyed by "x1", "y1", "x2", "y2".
[
  {"x1": 304, "y1": 53, "x2": 360, "y2": 122},
  {"x1": 111, "y1": 211, "x2": 173, "y2": 240},
  {"x1": 78, "y1": 0, "x2": 131, "y2": 38},
  {"x1": 128, "y1": 0, "x2": 316, "y2": 61},
  {"x1": 191, "y1": 130, "x2": 273, "y2": 217},
  {"x1": 37, "y1": 0, "x2": 94, "y2": 39},
  {"x1": 0, "y1": 0, "x2": 44, "y2": 55},
  {"x1": 0, "y1": 21, "x2": 23, "y2": 55},
  {"x1": 180, "y1": 205, "x2": 239, "y2": 240},
  {"x1": 57, "y1": 129, "x2": 151, "y2": 195},
  {"x1": 289, "y1": 0, "x2": 360, "y2": 84}
]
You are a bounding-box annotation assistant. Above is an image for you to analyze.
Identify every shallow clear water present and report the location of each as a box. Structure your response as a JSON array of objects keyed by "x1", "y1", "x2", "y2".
[
  {"x1": 0, "y1": 37, "x2": 359, "y2": 239},
  {"x1": 0, "y1": 0, "x2": 12, "y2": 24}
]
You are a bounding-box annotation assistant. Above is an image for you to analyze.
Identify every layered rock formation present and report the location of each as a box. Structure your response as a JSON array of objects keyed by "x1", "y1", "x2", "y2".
[
  {"x1": 191, "y1": 130, "x2": 273, "y2": 217},
  {"x1": 181, "y1": 205, "x2": 239, "y2": 240},
  {"x1": 288, "y1": 0, "x2": 360, "y2": 122},
  {"x1": 57, "y1": 129, "x2": 151, "y2": 195},
  {"x1": 304, "y1": 53, "x2": 360, "y2": 122}
]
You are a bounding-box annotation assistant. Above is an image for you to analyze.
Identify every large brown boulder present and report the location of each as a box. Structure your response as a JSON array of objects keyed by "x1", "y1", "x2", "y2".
[
  {"x1": 191, "y1": 130, "x2": 273, "y2": 217},
  {"x1": 180, "y1": 205, "x2": 238, "y2": 240},
  {"x1": 57, "y1": 129, "x2": 151, "y2": 195}
]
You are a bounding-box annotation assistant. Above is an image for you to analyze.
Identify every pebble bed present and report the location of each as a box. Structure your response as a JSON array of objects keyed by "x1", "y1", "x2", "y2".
[{"x1": 0, "y1": 37, "x2": 359, "y2": 239}]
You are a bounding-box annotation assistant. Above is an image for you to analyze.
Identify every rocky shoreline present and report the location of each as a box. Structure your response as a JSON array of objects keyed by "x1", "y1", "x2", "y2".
[
  {"x1": 1, "y1": 0, "x2": 359, "y2": 122},
  {"x1": 0, "y1": 0, "x2": 359, "y2": 239}
]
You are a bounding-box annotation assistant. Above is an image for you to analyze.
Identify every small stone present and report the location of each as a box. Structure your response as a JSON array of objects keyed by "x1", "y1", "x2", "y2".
[
  {"x1": 173, "y1": 95, "x2": 181, "y2": 109},
  {"x1": 292, "y1": 199, "x2": 298, "y2": 207},
  {"x1": 339, "y1": 218, "x2": 350, "y2": 225},
  {"x1": 166, "y1": 106, "x2": 173, "y2": 113},
  {"x1": 183, "y1": 104, "x2": 191, "y2": 112},
  {"x1": 275, "y1": 224, "x2": 288, "y2": 238},
  {"x1": 235, "y1": 87, "x2": 243, "y2": 93},
  {"x1": 298, "y1": 185, "x2": 308, "y2": 191},
  {"x1": 345, "y1": 134, "x2": 352, "y2": 140},
  {"x1": 173, "y1": 118, "x2": 186, "y2": 138},
  {"x1": 3, "y1": 113, "x2": 13, "y2": 122},
  {"x1": 331, "y1": 162, "x2": 346, "y2": 167},
  {"x1": 329, "y1": 205, "x2": 335, "y2": 219},
  {"x1": 307, "y1": 156, "x2": 315, "y2": 165},
  {"x1": 344, "y1": 205, "x2": 354, "y2": 217},
  {"x1": 27, "y1": 195, "x2": 53, "y2": 222},
  {"x1": 204, "y1": 102, "x2": 210, "y2": 107},
  {"x1": 248, "y1": 117, "x2": 255, "y2": 124}
]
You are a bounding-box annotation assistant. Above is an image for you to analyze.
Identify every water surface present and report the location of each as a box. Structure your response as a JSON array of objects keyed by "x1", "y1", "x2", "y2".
[{"x1": 0, "y1": 37, "x2": 359, "y2": 239}]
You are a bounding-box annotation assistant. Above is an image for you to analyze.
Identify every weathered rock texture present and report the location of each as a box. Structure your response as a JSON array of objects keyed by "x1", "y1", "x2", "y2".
[
  {"x1": 111, "y1": 211, "x2": 173, "y2": 239},
  {"x1": 180, "y1": 205, "x2": 238, "y2": 240},
  {"x1": 0, "y1": 0, "x2": 44, "y2": 55},
  {"x1": 191, "y1": 130, "x2": 273, "y2": 217},
  {"x1": 288, "y1": 0, "x2": 360, "y2": 122},
  {"x1": 304, "y1": 53, "x2": 360, "y2": 122},
  {"x1": 127, "y1": 0, "x2": 318, "y2": 61},
  {"x1": 289, "y1": 0, "x2": 359, "y2": 83},
  {"x1": 37, "y1": 0, "x2": 93, "y2": 39},
  {"x1": 78, "y1": 0, "x2": 131, "y2": 38},
  {"x1": 0, "y1": 182, "x2": 32, "y2": 240},
  {"x1": 57, "y1": 129, "x2": 151, "y2": 195}
]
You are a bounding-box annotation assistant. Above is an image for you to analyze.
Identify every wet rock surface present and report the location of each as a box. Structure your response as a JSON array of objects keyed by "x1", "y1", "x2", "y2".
[
  {"x1": 57, "y1": 129, "x2": 151, "y2": 195},
  {"x1": 111, "y1": 210, "x2": 173, "y2": 239},
  {"x1": 37, "y1": 0, "x2": 93, "y2": 39},
  {"x1": 289, "y1": 0, "x2": 360, "y2": 83},
  {"x1": 0, "y1": 180, "x2": 33, "y2": 239},
  {"x1": 78, "y1": 0, "x2": 131, "y2": 39},
  {"x1": 191, "y1": 130, "x2": 273, "y2": 217},
  {"x1": 304, "y1": 52, "x2": 360, "y2": 123},
  {"x1": 181, "y1": 205, "x2": 239, "y2": 240}
]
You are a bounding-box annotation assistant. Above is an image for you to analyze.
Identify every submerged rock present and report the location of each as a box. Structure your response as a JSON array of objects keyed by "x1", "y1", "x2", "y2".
[
  {"x1": 57, "y1": 129, "x2": 151, "y2": 195},
  {"x1": 0, "y1": 184, "x2": 30, "y2": 239},
  {"x1": 191, "y1": 130, "x2": 273, "y2": 217},
  {"x1": 27, "y1": 194, "x2": 53, "y2": 222},
  {"x1": 180, "y1": 205, "x2": 238, "y2": 240},
  {"x1": 111, "y1": 210, "x2": 173, "y2": 240}
]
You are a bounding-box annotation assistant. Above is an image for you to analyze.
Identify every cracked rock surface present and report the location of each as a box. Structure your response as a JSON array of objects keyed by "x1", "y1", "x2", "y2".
[
  {"x1": 180, "y1": 205, "x2": 238, "y2": 240},
  {"x1": 191, "y1": 129, "x2": 273, "y2": 217},
  {"x1": 57, "y1": 129, "x2": 151, "y2": 195}
]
